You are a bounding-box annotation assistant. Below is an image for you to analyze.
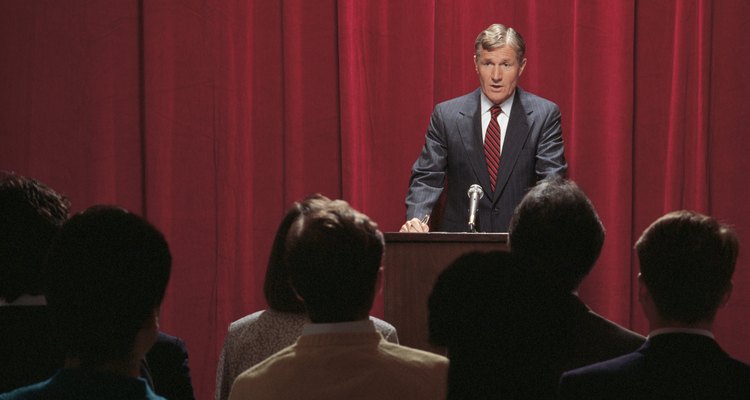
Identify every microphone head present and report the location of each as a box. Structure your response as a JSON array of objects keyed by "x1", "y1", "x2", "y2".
[{"x1": 467, "y1": 184, "x2": 484, "y2": 199}]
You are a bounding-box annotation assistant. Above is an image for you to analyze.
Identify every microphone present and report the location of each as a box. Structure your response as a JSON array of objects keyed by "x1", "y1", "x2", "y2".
[{"x1": 467, "y1": 184, "x2": 484, "y2": 232}]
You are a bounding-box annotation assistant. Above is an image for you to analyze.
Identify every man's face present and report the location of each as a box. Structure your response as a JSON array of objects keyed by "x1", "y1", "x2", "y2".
[{"x1": 474, "y1": 46, "x2": 527, "y2": 105}]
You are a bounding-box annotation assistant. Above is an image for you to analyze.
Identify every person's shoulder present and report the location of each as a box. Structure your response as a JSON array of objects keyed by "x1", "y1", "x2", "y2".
[
  {"x1": 579, "y1": 307, "x2": 646, "y2": 348},
  {"x1": 228, "y1": 309, "x2": 267, "y2": 330},
  {"x1": 147, "y1": 332, "x2": 189, "y2": 365},
  {"x1": 235, "y1": 342, "x2": 298, "y2": 380},
  {"x1": 557, "y1": 354, "x2": 640, "y2": 400},
  {"x1": 0, "y1": 379, "x2": 50, "y2": 400},
  {"x1": 228, "y1": 309, "x2": 306, "y2": 334},
  {"x1": 379, "y1": 341, "x2": 448, "y2": 365},
  {"x1": 154, "y1": 331, "x2": 187, "y2": 348},
  {"x1": 723, "y1": 354, "x2": 750, "y2": 377},
  {"x1": 434, "y1": 89, "x2": 480, "y2": 112},
  {"x1": 563, "y1": 349, "x2": 643, "y2": 381},
  {"x1": 368, "y1": 316, "x2": 398, "y2": 337}
]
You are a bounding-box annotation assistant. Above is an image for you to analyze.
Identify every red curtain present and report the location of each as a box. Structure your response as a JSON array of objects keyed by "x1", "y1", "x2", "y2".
[{"x1": 2, "y1": 1, "x2": 749, "y2": 398}]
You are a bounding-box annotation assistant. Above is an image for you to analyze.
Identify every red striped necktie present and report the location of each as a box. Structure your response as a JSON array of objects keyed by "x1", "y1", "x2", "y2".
[{"x1": 484, "y1": 105, "x2": 502, "y2": 192}]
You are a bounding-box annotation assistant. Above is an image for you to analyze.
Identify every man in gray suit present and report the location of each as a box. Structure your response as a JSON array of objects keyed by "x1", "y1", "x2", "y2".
[{"x1": 402, "y1": 23, "x2": 567, "y2": 233}]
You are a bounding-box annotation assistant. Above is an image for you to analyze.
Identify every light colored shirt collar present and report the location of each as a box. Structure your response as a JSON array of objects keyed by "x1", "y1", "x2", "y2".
[
  {"x1": 302, "y1": 319, "x2": 375, "y2": 336},
  {"x1": 0, "y1": 294, "x2": 47, "y2": 306},
  {"x1": 480, "y1": 89, "x2": 515, "y2": 117},
  {"x1": 648, "y1": 327, "x2": 715, "y2": 340}
]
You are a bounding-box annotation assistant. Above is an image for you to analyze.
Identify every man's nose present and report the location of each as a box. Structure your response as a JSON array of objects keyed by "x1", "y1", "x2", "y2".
[{"x1": 491, "y1": 67, "x2": 502, "y2": 81}]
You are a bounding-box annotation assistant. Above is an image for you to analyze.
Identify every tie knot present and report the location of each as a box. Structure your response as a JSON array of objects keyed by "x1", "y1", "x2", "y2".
[{"x1": 491, "y1": 105, "x2": 501, "y2": 118}]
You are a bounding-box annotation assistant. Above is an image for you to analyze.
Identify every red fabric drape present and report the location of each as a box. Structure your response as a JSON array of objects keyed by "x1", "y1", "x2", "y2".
[{"x1": 2, "y1": 1, "x2": 750, "y2": 398}]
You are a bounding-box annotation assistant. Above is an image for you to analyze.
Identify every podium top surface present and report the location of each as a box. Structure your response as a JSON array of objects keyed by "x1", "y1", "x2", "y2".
[{"x1": 383, "y1": 232, "x2": 508, "y2": 243}]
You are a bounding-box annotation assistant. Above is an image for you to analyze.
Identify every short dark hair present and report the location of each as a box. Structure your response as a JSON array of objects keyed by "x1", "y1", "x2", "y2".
[
  {"x1": 635, "y1": 210, "x2": 738, "y2": 324},
  {"x1": 45, "y1": 206, "x2": 171, "y2": 367},
  {"x1": 0, "y1": 172, "x2": 70, "y2": 302},
  {"x1": 285, "y1": 200, "x2": 384, "y2": 323},
  {"x1": 263, "y1": 194, "x2": 331, "y2": 313},
  {"x1": 508, "y1": 176, "x2": 604, "y2": 293}
]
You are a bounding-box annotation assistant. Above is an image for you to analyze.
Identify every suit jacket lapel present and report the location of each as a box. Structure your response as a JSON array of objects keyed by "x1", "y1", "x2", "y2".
[
  {"x1": 456, "y1": 89, "x2": 492, "y2": 194},
  {"x1": 493, "y1": 88, "x2": 532, "y2": 202}
]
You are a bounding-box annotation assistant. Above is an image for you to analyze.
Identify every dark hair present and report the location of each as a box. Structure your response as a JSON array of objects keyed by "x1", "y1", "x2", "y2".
[
  {"x1": 508, "y1": 176, "x2": 604, "y2": 293},
  {"x1": 285, "y1": 200, "x2": 384, "y2": 322},
  {"x1": 0, "y1": 172, "x2": 70, "y2": 302},
  {"x1": 45, "y1": 206, "x2": 171, "y2": 367},
  {"x1": 263, "y1": 194, "x2": 331, "y2": 312},
  {"x1": 635, "y1": 210, "x2": 738, "y2": 324}
]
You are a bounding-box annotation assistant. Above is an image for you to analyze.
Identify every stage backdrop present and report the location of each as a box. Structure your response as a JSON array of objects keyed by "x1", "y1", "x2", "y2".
[{"x1": 2, "y1": 1, "x2": 749, "y2": 398}]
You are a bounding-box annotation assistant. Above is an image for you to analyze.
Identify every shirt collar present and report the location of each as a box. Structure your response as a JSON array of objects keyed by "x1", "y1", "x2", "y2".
[
  {"x1": 648, "y1": 327, "x2": 715, "y2": 340},
  {"x1": 480, "y1": 89, "x2": 515, "y2": 117},
  {"x1": 302, "y1": 319, "x2": 375, "y2": 336}
]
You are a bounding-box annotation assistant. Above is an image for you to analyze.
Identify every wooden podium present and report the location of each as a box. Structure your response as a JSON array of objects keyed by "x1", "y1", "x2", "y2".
[{"x1": 383, "y1": 232, "x2": 508, "y2": 354}]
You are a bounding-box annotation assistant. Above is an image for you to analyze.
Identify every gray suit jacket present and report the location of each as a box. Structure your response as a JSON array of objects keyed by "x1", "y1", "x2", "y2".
[{"x1": 406, "y1": 87, "x2": 567, "y2": 232}]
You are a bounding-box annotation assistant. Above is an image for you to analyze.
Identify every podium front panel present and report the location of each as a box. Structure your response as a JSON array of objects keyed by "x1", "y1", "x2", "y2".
[{"x1": 383, "y1": 232, "x2": 508, "y2": 354}]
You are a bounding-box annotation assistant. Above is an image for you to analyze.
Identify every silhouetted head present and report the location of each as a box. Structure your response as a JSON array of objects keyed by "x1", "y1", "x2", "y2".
[
  {"x1": 0, "y1": 172, "x2": 70, "y2": 302},
  {"x1": 46, "y1": 206, "x2": 171, "y2": 368},
  {"x1": 286, "y1": 200, "x2": 384, "y2": 323},
  {"x1": 508, "y1": 176, "x2": 604, "y2": 293}
]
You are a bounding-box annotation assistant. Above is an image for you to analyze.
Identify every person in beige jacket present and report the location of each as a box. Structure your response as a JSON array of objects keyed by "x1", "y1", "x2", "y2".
[{"x1": 228, "y1": 199, "x2": 447, "y2": 400}]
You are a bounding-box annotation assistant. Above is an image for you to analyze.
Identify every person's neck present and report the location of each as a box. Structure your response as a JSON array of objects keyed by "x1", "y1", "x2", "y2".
[
  {"x1": 649, "y1": 319, "x2": 713, "y2": 332},
  {"x1": 309, "y1": 317, "x2": 368, "y2": 324},
  {"x1": 309, "y1": 311, "x2": 369, "y2": 324}
]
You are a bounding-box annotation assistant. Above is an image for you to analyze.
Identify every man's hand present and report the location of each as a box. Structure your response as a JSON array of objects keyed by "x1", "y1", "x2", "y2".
[{"x1": 399, "y1": 217, "x2": 430, "y2": 233}]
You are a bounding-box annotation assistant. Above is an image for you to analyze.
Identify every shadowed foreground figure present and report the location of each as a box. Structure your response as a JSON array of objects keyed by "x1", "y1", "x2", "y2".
[
  {"x1": 430, "y1": 250, "x2": 574, "y2": 399},
  {"x1": 0, "y1": 173, "x2": 194, "y2": 399},
  {"x1": 0, "y1": 172, "x2": 69, "y2": 393},
  {"x1": 1, "y1": 206, "x2": 172, "y2": 400},
  {"x1": 508, "y1": 176, "x2": 645, "y2": 374}
]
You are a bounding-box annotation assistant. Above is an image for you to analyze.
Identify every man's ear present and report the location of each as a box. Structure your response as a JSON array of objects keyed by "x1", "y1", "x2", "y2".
[
  {"x1": 375, "y1": 266, "x2": 384, "y2": 295},
  {"x1": 518, "y1": 57, "x2": 527, "y2": 76},
  {"x1": 719, "y1": 281, "x2": 734, "y2": 308},
  {"x1": 637, "y1": 274, "x2": 649, "y2": 304},
  {"x1": 290, "y1": 280, "x2": 305, "y2": 302},
  {"x1": 153, "y1": 307, "x2": 160, "y2": 329}
]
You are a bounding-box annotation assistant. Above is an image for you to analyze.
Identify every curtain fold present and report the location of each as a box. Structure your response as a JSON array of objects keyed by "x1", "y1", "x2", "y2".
[{"x1": 2, "y1": 1, "x2": 749, "y2": 399}]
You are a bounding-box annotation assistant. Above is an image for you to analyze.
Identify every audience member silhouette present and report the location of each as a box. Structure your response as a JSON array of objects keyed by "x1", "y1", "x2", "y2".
[
  {"x1": 0, "y1": 172, "x2": 69, "y2": 392},
  {"x1": 0, "y1": 206, "x2": 172, "y2": 399},
  {"x1": 429, "y1": 250, "x2": 569, "y2": 399},
  {"x1": 228, "y1": 199, "x2": 447, "y2": 400},
  {"x1": 559, "y1": 210, "x2": 750, "y2": 399},
  {"x1": 0, "y1": 173, "x2": 194, "y2": 399},
  {"x1": 215, "y1": 194, "x2": 398, "y2": 400},
  {"x1": 506, "y1": 176, "x2": 645, "y2": 395}
]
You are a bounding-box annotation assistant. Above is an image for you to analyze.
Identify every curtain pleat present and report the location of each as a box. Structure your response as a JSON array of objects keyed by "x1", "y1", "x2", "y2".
[{"x1": 2, "y1": 1, "x2": 749, "y2": 398}]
